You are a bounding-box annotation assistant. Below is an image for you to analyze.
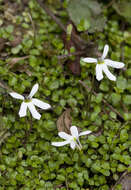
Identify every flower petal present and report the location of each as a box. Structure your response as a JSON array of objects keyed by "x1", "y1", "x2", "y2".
[
  {"x1": 58, "y1": 132, "x2": 71, "y2": 140},
  {"x1": 19, "y1": 102, "x2": 28, "y2": 117},
  {"x1": 27, "y1": 102, "x2": 41, "y2": 120},
  {"x1": 28, "y1": 84, "x2": 39, "y2": 99},
  {"x1": 70, "y1": 141, "x2": 76, "y2": 149},
  {"x1": 95, "y1": 64, "x2": 103, "y2": 81},
  {"x1": 9, "y1": 92, "x2": 24, "y2": 100},
  {"x1": 51, "y1": 141, "x2": 70, "y2": 147},
  {"x1": 102, "y1": 44, "x2": 109, "y2": 59},
  {"x1": 79, "y1": 130, "x2": 92, "y2": 137},
  {"x1": 102, "y1": 64, "x2": 116, "y2": 81},
  {"x1": 32, "y1": 98, "x2": 51, "y2": 109},
  {"x1": 104, "y1": 59, "x2": 125, "y2": 68},
  {"x1": 82, "y1": 58, "x2": 97, "y2": 63},
  {"x1": 70, "y1": 126, "x2": 79, "y2": 138}
]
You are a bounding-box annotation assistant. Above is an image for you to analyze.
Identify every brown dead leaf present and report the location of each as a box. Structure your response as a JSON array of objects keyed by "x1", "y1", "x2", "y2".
[
  {"x1": 57, "y1": 108, "x2": 72, "y2": 134},
  {"x1": 112, "y1": 171, "x2": 131, "y2": 190},
  {"x1": 120, "y1": 173, "x2": 131, "y2": 190},
  {"x1": 68, "y1": 56, "x2": 81, "y2": 75}
]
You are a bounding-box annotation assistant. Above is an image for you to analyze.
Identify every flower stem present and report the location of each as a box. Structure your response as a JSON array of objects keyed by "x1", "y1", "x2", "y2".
[{"x1": 87, "y1": 72, "x2": 95, "y2": 111}]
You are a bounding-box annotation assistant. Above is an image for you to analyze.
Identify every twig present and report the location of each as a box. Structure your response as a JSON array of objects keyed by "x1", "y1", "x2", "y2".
[
  {"x1": 37, "y1": 0, "x2": 66, "y2": 32},
  {"x1": 0, "y1": 80, "x2": 12, "y2": 92},
  {"x1": 87, "y1": 73, "x2": 95, "y2": 111},
  {"x1": 57, "y1": 50, "x2": 86, "y2": 59},
  {"x1": 105, "y1": 0, "x2": 116, "y2": 9},
  {"x1": 8, "y1": 56, "x2": 29, "y2": 68},
  {"x1": 79, "y1": 80, "x2": 124, "y2": 120}
]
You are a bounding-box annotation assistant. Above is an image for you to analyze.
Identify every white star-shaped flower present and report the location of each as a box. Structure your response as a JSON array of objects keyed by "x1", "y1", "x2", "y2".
[
  {"x1": 9, "y1": 83, "x2": 51, "y2": 120},
  {"x1": 82, "y1": 44, "x2": 125, "y2": 81},
  {"x1": 51, "y1": 126, "x2": 92, "y2": 150}
]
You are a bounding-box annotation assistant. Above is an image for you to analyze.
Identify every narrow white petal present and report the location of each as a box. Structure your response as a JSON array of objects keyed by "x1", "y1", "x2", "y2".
[
  {"x1": 19, "y1": 102, "x2": 28, "y2": 117},
  {"x1": 32, "y1": 98, "x2": 51, "y2": 110},
  {"x1": 28, "y1": 84, "x2": 39, "y2": 99},
  {"x1": 70, "y1": 141, "x2": 76, "y2": 149},
  {"x1": 79, "y1": 130, "x2": 92, "y2": 137},
  {"x1": 102, "y1": 44, "x2": 109, "y2": 59},
  {"x1": 95, "y1": 64, "x2": 103, "y2": 81},
  {"x1": 82, "y1": 58, "x2": 97, "y2": 63},
  {"x1": 104, "y1": 59, "x2": 125, "y2": 68},
  {"x1": 102, "y1": 65, "x2": 116, "y2": 81},
  {"x1": 27, "y1": 102, "x2": 41, "y2": 120},
  {"x1": 58, "y1": 132, "x2": 71, "y2": 140},
  {"x1": 70, "y1": 126, "x2": 79, "y2": 138},
  {"x1": 51, "y1": 141, "x2": 70, "y2": 147},
  {"x1": 9, "y1": 92, "x2": 24, "y2": 100}
]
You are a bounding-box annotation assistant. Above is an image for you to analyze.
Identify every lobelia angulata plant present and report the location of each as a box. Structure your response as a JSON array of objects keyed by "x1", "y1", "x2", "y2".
[
  {"x1": 82, "y1": 44, "x2": 125, "y2": 81},
  {"x1": 9, "y1": 83, "x2": 51, "y2": 120},
  {"x1": 52, "y1": 126, "x2": 92, "y2": 150}
]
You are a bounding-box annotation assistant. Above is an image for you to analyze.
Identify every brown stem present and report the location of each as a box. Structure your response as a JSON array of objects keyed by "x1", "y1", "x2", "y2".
[
  {"x1": 36, "y1": 0, "x2": 87, "y2": 48},
  {"x1": 79, "y1": 80, "x2": 124, "y2": 120}
]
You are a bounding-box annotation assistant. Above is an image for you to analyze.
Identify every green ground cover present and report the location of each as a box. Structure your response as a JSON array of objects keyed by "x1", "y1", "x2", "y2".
[{"x1": 0, "y1": 0, "x2": 130, "y2": 189}]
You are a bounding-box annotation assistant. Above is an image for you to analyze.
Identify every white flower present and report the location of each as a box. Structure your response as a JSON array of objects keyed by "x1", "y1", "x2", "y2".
[
  {"x1": 51, "y1": 126, "x2": 92, "y2": 150},
  {"x1": 9, "y1": 84, "x2": 51, "y2": 120},
  {"x1": 82, "y1": 44, "x2": 125, "y2": 81}
]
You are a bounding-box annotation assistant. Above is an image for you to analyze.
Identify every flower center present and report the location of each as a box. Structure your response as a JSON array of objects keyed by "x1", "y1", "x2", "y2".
[
  {"x1": 73, "y1": 137, "x2": 77, "y2": 142},
  {"x1": 24, "y1": 99, "x2": 32, "y2": 103},
  {"x1": 97, "y1": 58, "x2": 104, "y2": 65}
]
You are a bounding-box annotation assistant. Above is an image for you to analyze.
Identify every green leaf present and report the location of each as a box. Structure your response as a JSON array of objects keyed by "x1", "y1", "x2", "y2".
[
  {"x1": 123, "y1": 113, "x2": 131, "y2": 121},
  {"x1": 117, "y1": 164, "x2": 127, "y2": 172},
  {"x1": 49, "y1": 80, "x2": 59, "y2": 90},
  {"x1": 77, "y1": 19, "x2": 90, "y2": 32},
  {"x1": 43, "y1": 121, "x2": 56, "y2": 131},
  {"x1": 67, "y1": 0, "x2": 106, "y2": 32},
  {"x1": 95, "y1": 93, "x2": 103, "y2": 103},
  {"x1": 100, "y1": 169, "x2": 110, "y2": 176},
  {"x1": 111, "y1": 93, "x2": 121, "y2": 105},
  {"x1": 123, "y1": 95, "x2": 131, "y2": 105},
  {"x1": 120, "y1": 129, "x2": 128, "y2": 142},
  {"x1": 56, "y1": 174, "x2": 65, "y2": 181},
  {"x1": 99, "y1": 81, "x2": 109, "y2": 92},
  {"x1": 5, "y1": 25, "x2": 14, "y2": 33},
  {"x1": 113, "y1": 1, "x2": 131, "y2": 23},
  {"x1": 116, "y1": 76, "x2": 127, "y2": 90},
  {"x1": 92, "y1": 162, "x2": 101, "y2": 171},
  {"x1": 11, "y1": 44, "x2": 22, "y2": 54},
  {"x1": 126, "y1": 68, "x2": 131, "y2": 76}
]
